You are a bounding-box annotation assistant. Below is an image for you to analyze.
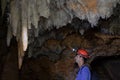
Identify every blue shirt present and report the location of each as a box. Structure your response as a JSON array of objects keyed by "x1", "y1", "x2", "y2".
[{"x1": 76, "y1": 65, "x2": 91, "y2": 80}]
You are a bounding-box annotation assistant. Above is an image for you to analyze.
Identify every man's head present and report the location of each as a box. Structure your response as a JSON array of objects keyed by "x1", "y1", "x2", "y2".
[
  {"x1": 75, "y1": 49, "x2": 89, "y2": 66},
  {"x1": 77, "y1": 49, "x2": 89, "y2": 58}
]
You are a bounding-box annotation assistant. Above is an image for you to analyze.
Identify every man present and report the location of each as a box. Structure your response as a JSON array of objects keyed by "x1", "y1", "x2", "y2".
[{"x1": 75, "y1": 49, "x2": 91, "y2": 80}]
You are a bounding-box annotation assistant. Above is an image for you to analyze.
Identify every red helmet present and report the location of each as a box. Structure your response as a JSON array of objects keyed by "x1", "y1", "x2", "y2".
[{"x1": 77, "y1": 49, "x2": 89, "y2": 58}]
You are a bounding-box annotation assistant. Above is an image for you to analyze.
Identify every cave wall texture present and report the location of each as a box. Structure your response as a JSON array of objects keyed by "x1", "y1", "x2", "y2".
[
  {"x1": 0, "y1": 0, "x2": 120, "y2": 80},
  {"x1": 2, "y1": 0, "x2": 119, "y2": 68}
]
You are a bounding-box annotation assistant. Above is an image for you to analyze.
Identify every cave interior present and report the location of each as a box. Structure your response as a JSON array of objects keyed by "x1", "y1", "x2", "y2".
[{"x1": 0, "y1": 0, "x2": 120, "y2": 80}]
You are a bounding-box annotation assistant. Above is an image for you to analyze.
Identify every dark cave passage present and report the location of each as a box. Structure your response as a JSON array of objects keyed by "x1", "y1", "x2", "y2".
[{"x1": 91, "y1": 55, "x2": 120, "y2": 80}]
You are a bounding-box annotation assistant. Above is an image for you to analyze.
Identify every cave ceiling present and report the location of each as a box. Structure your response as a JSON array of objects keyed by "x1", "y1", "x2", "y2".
[{"x1": 0, "y1": 0, "x2": 120, "y2": 68}]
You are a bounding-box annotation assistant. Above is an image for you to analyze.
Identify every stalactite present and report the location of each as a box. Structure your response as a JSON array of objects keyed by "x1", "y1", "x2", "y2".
[
  {"x1": 66, "y1": 0, "x2": 120, "y2": 26},
  {"x1": 3, "y1": 0, "x2": 120, "y2": 60},
  {"x1": 3, "y1": 0, "x2": 120, "y2": 33},
  {"x1": 36, "y1": 0, "x2": 50, "y2": 18},
  {"x1": 27, "y1": 0, "x2": 31, "y2": 29},
  {"x1": 98, "y1": 0, "x2": 112, "y2": 18},
  {"x1": 22, "y1": 26, "x2": 28, "y2": 51},
  {"x1": 50, "y1": 9, "x2": 71, "y2": 28},
  {"x1": 21, "y1": 0, "x2": 28, "y2": 51},
  {"x1": 49, "y1": 0, "x2": 71, "y2": 28},
  {"x1": 7, "y1": 25, "x2": 12, "y2": 46},
  {"x1": 30, "y1": 0, "x2": 39, "y2": 29},
  {"x1": 1, "y1": 0, "x2": 8, "y2": 16},
  {"x1": 16, "y1": 21, "x2": 21, "y2": 42},
  {"x1": 18, "y1": 38, "x2": 24, "y2": 69},
  {"x1": 10, "y1": 0, "x2": 20, "y2": 36},
  {"x1": 7, "y1": 0, "x2": 120, "y2": 36}
]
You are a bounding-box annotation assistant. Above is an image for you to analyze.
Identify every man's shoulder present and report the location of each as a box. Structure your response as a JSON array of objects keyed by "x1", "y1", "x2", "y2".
[
  {"x1": 82, "y1": 65, "x2": 90, "y2": 72},
  {"x1": 83, "y1": 65, "x2": 90, "y2": 69}
]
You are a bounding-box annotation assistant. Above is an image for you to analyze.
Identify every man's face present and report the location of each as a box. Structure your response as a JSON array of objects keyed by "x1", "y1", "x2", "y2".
[{"x1": 75, "y1": 55, "x2": 82, "y2": 64}]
